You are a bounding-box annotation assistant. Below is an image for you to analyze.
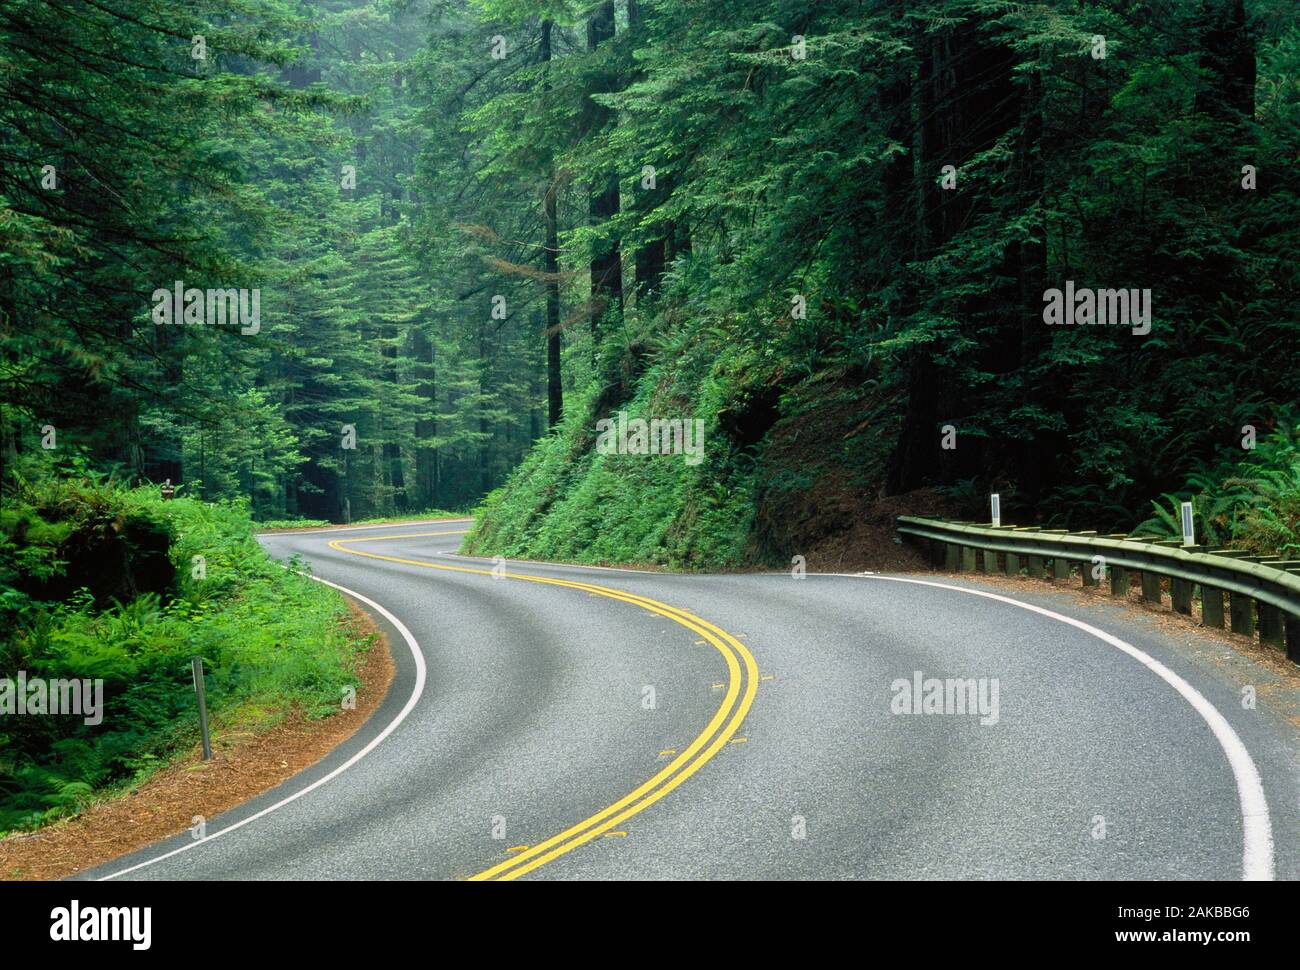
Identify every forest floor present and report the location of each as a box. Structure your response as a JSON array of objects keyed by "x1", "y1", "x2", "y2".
[{"x1": 0, "y1": 602, "x2": 395, "y2": 881}]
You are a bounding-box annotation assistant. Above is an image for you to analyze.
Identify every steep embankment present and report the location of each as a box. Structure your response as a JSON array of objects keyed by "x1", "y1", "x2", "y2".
[{"x1": 463, "y1": 328, "x2": 947, "y2": 572}]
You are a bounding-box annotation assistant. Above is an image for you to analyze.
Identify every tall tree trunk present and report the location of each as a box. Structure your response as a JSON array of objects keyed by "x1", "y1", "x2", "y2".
[
  {"x1": 1195, "y1": 0, "x2": 1255, "y2": 125},
  {"x1": 627, "y1": 0, "x2": 668, "y2": 299},
  {"x1": 541, "y1": 18, "x2": 563, "y2": 429},
  {"x1": 412, "y1": 326, "x2": 438, "y2": 507},
  {"x1": 1013, "y1": 64, "x2": 1048, "y2": 509},
  {"x1": 587, "y1": 0, "x2": 621, "y2": 359}
]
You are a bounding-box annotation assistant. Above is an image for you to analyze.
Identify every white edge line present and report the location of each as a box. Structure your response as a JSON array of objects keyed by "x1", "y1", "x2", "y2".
[
  {"x1": 834, "y1": 573, "x2": 1275, "y2": 882},
  {"x1": 97, "y1": 573, "x2": 427, "y2": 880}
]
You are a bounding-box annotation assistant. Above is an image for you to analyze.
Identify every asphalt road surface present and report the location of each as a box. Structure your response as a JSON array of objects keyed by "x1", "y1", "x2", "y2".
[{"x1": 87, "y1": 521, "x2": 1298, "y2": 881}]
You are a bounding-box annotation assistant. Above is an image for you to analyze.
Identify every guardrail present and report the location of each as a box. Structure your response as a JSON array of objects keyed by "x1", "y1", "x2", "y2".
[{"x1": 896, "y1": 515, "x2": 1300, "y2": 666}]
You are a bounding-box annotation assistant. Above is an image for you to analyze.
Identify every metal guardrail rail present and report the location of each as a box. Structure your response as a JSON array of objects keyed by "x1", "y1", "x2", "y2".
[{"x1": 896, "y1": 515, "x2": 1300, "y2": 665}]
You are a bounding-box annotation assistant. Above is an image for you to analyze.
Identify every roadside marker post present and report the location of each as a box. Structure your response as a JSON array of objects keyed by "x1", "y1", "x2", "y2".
[
  {"x1": 191, "y1": 656, "x2": 213, "y2": 761},
  {"x1": 990, "y1": 493, "x2": 1001, "y2": 528},
  {"x1": 1181, "y1": 502, "x2": 1195, "y2": 547}
]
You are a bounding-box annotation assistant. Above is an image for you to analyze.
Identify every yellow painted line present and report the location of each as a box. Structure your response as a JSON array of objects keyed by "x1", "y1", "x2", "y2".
[
  {"x1": 710, "y1": 683, "x2": 725, "y2": 690},
  {"x1": 506, "y1": 845, "x2": 529, "y2": 853},
  {"x1": 604, "y1": 831, "x2": 628, "y2": 838},
  {"x1": 657, "y1": 748, "x2": 678, "y2": 758},
  {"x1": 730, "y1": 737, "x2": 749, "y2": 744},
  {"x1": 760, "y1": 674, "x2": 776, "y2": 682},
  {"x1": 326, "y1": 532, "x2": 759, "y2": 881}
]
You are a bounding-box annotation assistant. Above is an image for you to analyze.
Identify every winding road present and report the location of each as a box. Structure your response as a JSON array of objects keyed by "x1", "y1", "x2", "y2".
[{"x1": 86, "y1": 520, "x2": 1298, "y2": 881}]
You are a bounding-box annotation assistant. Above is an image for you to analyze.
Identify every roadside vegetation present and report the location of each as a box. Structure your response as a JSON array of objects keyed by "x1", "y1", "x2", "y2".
[
  {"x1": 1131, "y1": 426, "x2": 1300, "y2": 557},
  {"x1": 0, "y1": 466, "x2": 371, "y2": 834},
  {"x1": 462, "y1": 0, "x2": 1300, "y2": 568}
]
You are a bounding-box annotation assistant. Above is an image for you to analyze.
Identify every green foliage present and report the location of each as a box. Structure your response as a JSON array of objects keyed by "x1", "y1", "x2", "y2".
[
  {"x1": 1136, "y1": 423, "x2": 1300, "y2": 556},
  {"x1": 0, "y1": 0, "x2": 544, "y2": 526},
  {"x1": 466, "y1": 0, "x2": 1300, "y2": 564},
  {"x1": 464, "y1": 327, "x2": 765, "y2": 569},
  {"x1": 0, "y1": 479, "x2": 364, "y2": 833},
  {"x1": 5, "y1": 0, "x2": 1300, "y2": 574}
]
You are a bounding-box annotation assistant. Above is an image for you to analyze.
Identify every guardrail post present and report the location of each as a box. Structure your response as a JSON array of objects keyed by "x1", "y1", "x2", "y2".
[
  {"x1": 1109, "y1": 565, "x2": 1128, "y2": 596},
  {"x1": 191, "y1": 656, "x2": 213, "y2": 761},
  {"x1": 1081, "y1": 560, "x2": 1098, "y2": 587},
  {"x1": 1229, "y1": 592, "x2": 1255, "y2": 636},
  {"x1": 1004, "y1": 552, "x2": 1021, "y2": 575},
  {"x1": 1201, "y1": 586, "x2": 1225, "y2": 628},
  {"x1": 961, "y1": 546, "x2": 977, "y2": 572},
  {"x1": 1171, "y1": 578, "x2": 1194, "y2": 614},
  {"x1": 1027, "y1": 555, "x2": 1045, "y2": 579},
  {"x1": 1140, "y1": 572, "x2": 1162, "y2": 604},
  {"x1": 981, "y1": 550, "x2": 997, "y2": 573},
  {"x1": 1258, "y1": 603, "x2": 1284, "y2": 648},
  {"x1": 1285, "y1": 614, "x2": 1300, "y2": 665},
  {"x1": 1052, "y1": 557, "x2": 1071, "y2": 581},
  {"x1": 944, "y1": 543, "x2": 960, "y2": 571}
]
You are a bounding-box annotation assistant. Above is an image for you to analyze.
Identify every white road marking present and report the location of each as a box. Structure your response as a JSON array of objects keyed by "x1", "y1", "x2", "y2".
[
  {"x1": 93, "y1": 549, "x2": 1274, "y2": 881},
  {"x1": 97, "y1": 574, "x2": 427, "y2": 880},
  {"x1": 835, "y1": 573, "x2": 1275, "y2": 881}
]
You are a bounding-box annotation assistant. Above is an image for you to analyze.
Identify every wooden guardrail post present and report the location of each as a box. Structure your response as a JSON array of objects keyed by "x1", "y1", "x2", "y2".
[
  {"x1": 981, "y1": 549, "x2": 998, "y2": 573},
  {"x1": 1173, "y1": 543, "x2": 1206, "y2": 614},
  {"x1": 1229, "y1": 592, "x2": 1255, "y2": 636},
  {"x1": 1052, "y1": 557, "x2": 1071, "y2": 581},
  {"x1": 1071, "y1": 533, "x2": 1100, "y2": 588},
  {"x1": 944, "y1": 543, "x2": 960, "y2": 571},
  {"x1": 1026, "y1": 554, "x2": 1045, "y2": 579},
  {"x1": 1004, "y1": 552, "x2": 1021, "y2": 575},
  {"x1": 1109, "y1": 564, "x2": 1128, "y2": 596},
  {"x1": 961, "y1": 546, "x2": 977, "y2": 572},
  {"x1": 1285, "y1": 614, "x2": 1300, "y2": 665},
  {"x1": 1140, "y1": 571, "x2": 1162, "y2": 603},
  {"x1": 1201, "y1": 586, "x2": 1225, "y2": 627},
  {"x1": 1258, "y1": 603, "x2": 1284, "y2": 648}
]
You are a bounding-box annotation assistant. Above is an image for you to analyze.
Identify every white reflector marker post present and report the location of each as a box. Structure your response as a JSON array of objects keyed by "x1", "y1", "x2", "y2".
[
  {"x1": 991, "y1": 493, "x2": 1001, "y2": 528},
  {"x1": 1181, "y1": 501, "x2": 1195, "y2": 547}
]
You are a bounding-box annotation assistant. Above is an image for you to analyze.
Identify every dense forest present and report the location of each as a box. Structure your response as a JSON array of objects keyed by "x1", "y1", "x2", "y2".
[
  {"x1": 0, "y1": 0, "x2": 1297, "y2": 838},
  {"x1": 5, "y1": 0, "x2": 1297, "y2": 561}
]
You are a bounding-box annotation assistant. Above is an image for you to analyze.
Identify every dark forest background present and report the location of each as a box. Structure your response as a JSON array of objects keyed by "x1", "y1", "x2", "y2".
[{"x1": 2, "y1": 0, "x2": 1298, "y2": 553}]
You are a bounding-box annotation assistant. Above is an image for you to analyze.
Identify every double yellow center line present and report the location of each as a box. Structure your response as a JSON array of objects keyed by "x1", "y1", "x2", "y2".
[{"x1": 327, "y1": 530, "x2": 760, "y2": 881}]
